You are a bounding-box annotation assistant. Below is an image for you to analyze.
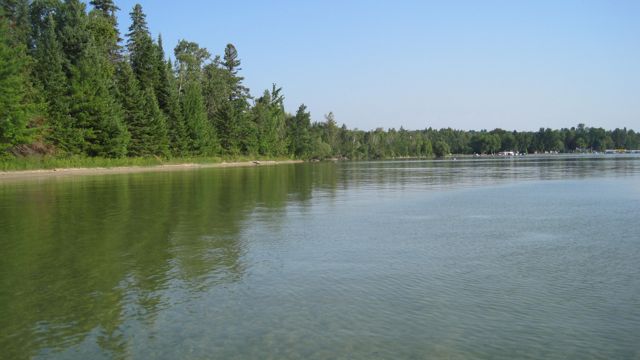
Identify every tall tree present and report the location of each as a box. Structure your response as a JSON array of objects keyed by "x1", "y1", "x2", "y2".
[
  {"x1": 215, "y1": 43, "x2": 250, "y2": 154},
  {"x1": 1, "y1": 0, "x2": 31, "y2": 47},
  {"x1": 174, "y1": 40, "x2": 216, "y2": 155},
  {"x1": 222, "y1": 43, "x2": 250, "y2": 101},
  {"x1": 89, "y1": 0, "x2": 118, "y2": 18},
  {"x1": 181, "y1": 80, "x2": 215, "y2": 155},
  {"x1": 0, "y1": 10, "x2": 34, "y2": 152},
  {"x1": 286, "y1": 104, "x2": 312, "y2": 158},
  {"x1": 126, "y1": 4, "x2": 156, "y2": 90},
  {"x1": 116, "y1": 61, "x2": 169, "y2": 156},
  {"x1": 155, "y1": 38, "x2": 187, "y2": 155},
  {"x1": 32, "y1": 12, "x2": 80, "y2": 152},
  {"x1": 253, "y1": 85, "x2": 287, "y2": 156},
  {"x1": 69, "y1": 40, "x2": 129, "y2": 157},
  {"x1": 88, "y1": 0, "x2": 120, "y2": 61},
  {"x1": 123, "y1": 4, "x2": 169, "y2": 155},
  {"x1": 164, "y1": 60, "x2": 188, "y2": 155}
]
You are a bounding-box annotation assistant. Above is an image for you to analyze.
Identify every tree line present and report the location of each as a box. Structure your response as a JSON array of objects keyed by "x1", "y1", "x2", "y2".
[{"x1": 1, "y1": 0, "x2": 638, "y2": 161}]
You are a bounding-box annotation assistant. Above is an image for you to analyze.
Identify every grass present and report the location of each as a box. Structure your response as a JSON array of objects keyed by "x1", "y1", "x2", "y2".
[{"x1": 0, "y1": 155, "x2": 296, "y2": 172}]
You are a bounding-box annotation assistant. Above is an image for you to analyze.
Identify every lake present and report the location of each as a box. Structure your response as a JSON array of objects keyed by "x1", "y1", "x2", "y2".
[{"x1": 1, "y1": 155, "x2": 639, "y2": 359}]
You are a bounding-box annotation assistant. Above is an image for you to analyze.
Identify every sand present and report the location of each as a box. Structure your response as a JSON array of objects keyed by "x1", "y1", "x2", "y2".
[{"x1": 0, "y1": 160, "x2": 304, "y2": 182}]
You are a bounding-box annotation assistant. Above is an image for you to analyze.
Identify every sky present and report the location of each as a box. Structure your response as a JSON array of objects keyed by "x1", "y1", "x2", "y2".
[{"x1": 107, "y1": 0, "x2": 640, "y2": 131}]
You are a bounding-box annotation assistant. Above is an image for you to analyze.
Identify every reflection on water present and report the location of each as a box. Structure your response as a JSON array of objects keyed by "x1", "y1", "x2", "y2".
[
  {"x1": 0, "y1": 156, "x2": 639, "y2": 359},
  {"x1": 0, "y1": 164, "x2": 325, "y2": 359}
]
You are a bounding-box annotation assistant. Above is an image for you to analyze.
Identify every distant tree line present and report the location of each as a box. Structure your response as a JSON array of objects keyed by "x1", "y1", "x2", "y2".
[{"x1": 1, "y1": 1, "x2": 638, "y2": 160}]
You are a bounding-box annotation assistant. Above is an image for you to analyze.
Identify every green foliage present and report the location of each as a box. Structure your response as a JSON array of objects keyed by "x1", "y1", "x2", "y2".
[
  {"x1": 57, "y1": 0, "x2": 91, "y2": 70},
  {"x1": 0, "y1": 13, "x2": 34, "y2": 152},
  {"x1": 32, "y1": 12, "x2": 77, "y2": 152},
  {"x1": 161, "y1": 59, "x2": 188, "y2": 156},
  {"x1": 89, "y1": 0, "x2": 118, "y2": 17},
  {"x1": 470, "y1": 132, "x2": 501, "y2": 154},
  {"x1": 214, "y1": 100, "x2": 241, "y2": 155},
  {"x1": 116, "y1": 61, "x2": 167, "y2": 156},
  {"x1": 433, "y1": 140, "x2": 450, "y2": 158},
  {"x1": 1, "y1": 0, "x2": 637, "y2": 166},
  {"x1": 181, "y1": 79, "x2": 216, "y2": 155},
  {"x1": 1, "y1": 0, "x2": 31, "y2": 46},
  {"x1": 69, "y1": 41, "x2": 128, "y2": 157},
  {"x1": 286, "y1": 104, "x2": 312, "y2": 158},
  {"x1": 253, "y1": 85, "x2": 287, "y2": 156},
  {"x1": 127, "y1": 4, "x2": 157, "y2": 90}
]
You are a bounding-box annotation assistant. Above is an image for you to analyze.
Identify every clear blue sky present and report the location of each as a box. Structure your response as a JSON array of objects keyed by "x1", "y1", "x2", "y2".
[{"x1": 107, "y1": 0, "x2": 640, "y2": 131}]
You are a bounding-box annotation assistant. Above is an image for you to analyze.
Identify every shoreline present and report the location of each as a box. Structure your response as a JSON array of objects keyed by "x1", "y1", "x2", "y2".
[{"x1": 0, "y1": 160, "x2": 304, "y2": 181}]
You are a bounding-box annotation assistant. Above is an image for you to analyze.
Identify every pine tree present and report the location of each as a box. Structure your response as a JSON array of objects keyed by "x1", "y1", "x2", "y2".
[
  {"x1": 115, "y1": 61, "x2": 145, "y2": 155},
  {"x1": 181, "y1": 80, "x2": 215, "y2": 155},
  {"x1": 140, "y1": 87, "x2": 169, "y2": 156},
  {"x1": 1, "y1": 0, "x2": 30, "y2": 47},
  {"x1": 127, "y1": 4, "x2": 157, "y2": 91},
  {"x1": 253, "y1": 85, "x2": 287, "y2": 156},
  {"x1": 215, "y1": 43, "x2": 251, "y2": 155},
  {"x1": 214, "y1": 101, "x2": 241, "y2": 155},
  {"x1": 286, "y1": 104, "x2": 312, "y2": 157},
  {"x1": 116, "y1": 61, "x2": 168, "y2": 157},
  {"x1": 155, "y1": 36, "x2": 187, "y2": 155},
  {"x1": 154, "y1": 35, "x2": 169, "y2": 109},
  {"x1": 88, "y1": 0, "x2": 121, "y2": 61},
  {"x1": 33, "y1": 13, "x2": 81, "y2": 153},
  {"x1": 57, "y1": 0, "x2": 91, "y2": 71},
  {"x1": 162, "y1": 59, "x2": 188, "y2": 155},
  {"x1": 89, "y1": 0, "x2": 118, "y2": 18},
  {"x1": 69, "y1": 41, "x2": 129, "y2": 157},
  {"x1": 0, "y1": 11, "x2": 34, "y2": 152},
  {"x1": 222, "y1": 43, "x2": 250, "y2": 101},
  {"x1": 29, "y1": 0, "x2": 62, "y2": 42}
]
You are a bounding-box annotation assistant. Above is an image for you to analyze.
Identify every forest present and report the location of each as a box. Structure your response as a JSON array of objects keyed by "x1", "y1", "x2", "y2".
[{"x1": 1, "y1": 0, "x2": 639, "y2": 163}]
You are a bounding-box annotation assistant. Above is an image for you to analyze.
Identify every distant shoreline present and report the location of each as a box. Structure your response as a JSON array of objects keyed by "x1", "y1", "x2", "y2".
[{"x1": 0, "y1": 160, "x2": 304, "y2": 181}]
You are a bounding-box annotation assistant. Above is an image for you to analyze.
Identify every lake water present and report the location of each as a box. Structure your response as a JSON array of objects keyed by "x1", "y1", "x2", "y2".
[{"x1": 1, "y1": 155, "x2": 639, "y2": 359}]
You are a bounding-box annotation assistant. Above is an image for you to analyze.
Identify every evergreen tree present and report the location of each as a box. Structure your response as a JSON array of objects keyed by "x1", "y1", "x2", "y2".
[
  {"x1": 287, "y1": 104, "x2": 312, "y2": 158},
  {"x1": 181, "y1": 80, "x2": 215, "y2": 155},
  {"x1": 174, "y1": 40, "x2": 216, "y2": 155},
  {"x1": 116, "y1": 61, "x2": 168, "y2": 157},
  {"x1": 123, "y1": 4, "x2": 169, "y2": 156},
  {"x1": 114, "y1": 61, "x2": 144, "y2": 155},
  {"x1": 57, "y1": 0, "x2": 91, "y2": 70},
  {"x1": 29, "y1": 0, "x2": 64, "y2": 46},
  {"x1": 156, "y1": 41, "x2": 187, "y2": 155},
  {"x1": 87, "y1": 0, "x2": 120, "y2": 61},
  {"x1": 222, "y1": 43, "x2": 250, "y2": 101},
  {"x1": 89, "y1": 0, "x2": 118, "y2": 18},
  {"x1": 141, "y1": 87, "x2": 169, "y2": 156},
  {"x1": 33, "y1": 13, "x2": 80, "y2": 152},
  {"x1": 215, "y1": 43, "x2": 251, "y2": 154},
  {"x1": 253, "y1": 85, "x2": 287, "y2": 156},
  {"x1": 1, "y1": 0, "x2": 31, "y2": 47},
  {"x1": 214, "y1": 101, "x2": 241, "y2": 155},
  {"x1": 165, "y1": 61, "x2": 188, "y2": 155},
  {"x1": 154, "y1": 35, "x2": 169, "y2": 108},
  {"x1": 0, "y1": 11, "x2": 34, "y2": 152},
  {"x1": 69, "y1": 41, "x2": 129, "y2": 157},
  {"x1": 126, "y1": 4, "x2": 157, "y2": 90}
]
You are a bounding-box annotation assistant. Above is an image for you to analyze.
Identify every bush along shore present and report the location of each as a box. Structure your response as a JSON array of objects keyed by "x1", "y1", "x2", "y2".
[{"x1": 1, "y1": 1, "x2": 638, "y2": 171}]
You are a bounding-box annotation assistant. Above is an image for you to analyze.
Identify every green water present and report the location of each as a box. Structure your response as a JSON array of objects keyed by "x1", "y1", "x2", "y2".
[{"x1": 1, "y1": 156, "x2": 639, "y2": 359}]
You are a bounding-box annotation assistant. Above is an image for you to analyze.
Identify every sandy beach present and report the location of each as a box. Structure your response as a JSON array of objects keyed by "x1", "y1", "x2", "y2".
[{"x1": 0, "y1": 160, "x2": 304, "y2": 181}]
